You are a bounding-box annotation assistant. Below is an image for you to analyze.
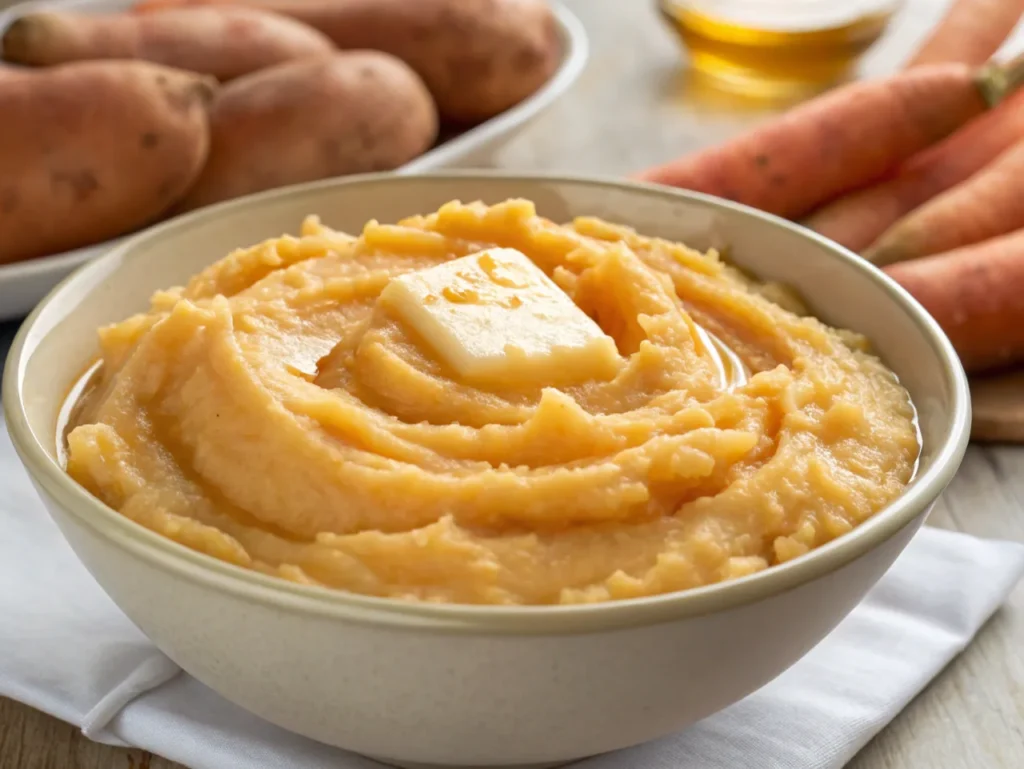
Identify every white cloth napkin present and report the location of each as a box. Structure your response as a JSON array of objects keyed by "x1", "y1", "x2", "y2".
[{"x1": 1, "y1": 414, "x2": 1022, "y2": 769}]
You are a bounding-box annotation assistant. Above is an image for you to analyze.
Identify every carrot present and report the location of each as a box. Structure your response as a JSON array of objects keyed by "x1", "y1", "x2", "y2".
[
  {"x1": 885, "y1": 229, "x2": 1024, "y2": 373},
  {"x1": 632, "y1": 63, "x2": 1009, "y2": 220},
  {"x1": 134, "y1": 0, "x2": 188, "y2": 8},
  {"x1": 866, "y1": 140, "x2": 1024, "y2": 266},
  {"x1": 803, "y1": 82, "x2": 1024, "y2": 251},
  {"x1": 904, "y1": 0, "x2": 1024, "y2": 69}
]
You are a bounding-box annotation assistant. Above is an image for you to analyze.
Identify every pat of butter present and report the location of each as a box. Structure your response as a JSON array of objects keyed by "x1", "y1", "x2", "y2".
[{"x1": 379, "y1": 248, "x2": 621, "y2": 385}]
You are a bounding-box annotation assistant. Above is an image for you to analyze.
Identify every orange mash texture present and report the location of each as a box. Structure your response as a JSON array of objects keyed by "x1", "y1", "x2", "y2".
[{"x1": 66, "y1": 199, "x2": 919, "y2": 605}]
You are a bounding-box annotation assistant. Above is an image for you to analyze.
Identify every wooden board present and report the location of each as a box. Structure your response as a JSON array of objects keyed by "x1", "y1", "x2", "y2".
[{"x1": 971, "y1": 370, "x2": 1024, "y2": 443}]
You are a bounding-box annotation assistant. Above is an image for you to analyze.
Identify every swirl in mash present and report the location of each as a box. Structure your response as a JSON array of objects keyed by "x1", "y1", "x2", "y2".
[{"x1": 66, "y1": 199, "x2": 919, "y2": 605}]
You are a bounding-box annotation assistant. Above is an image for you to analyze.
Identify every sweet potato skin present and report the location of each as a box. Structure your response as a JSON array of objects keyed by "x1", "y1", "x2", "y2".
[
  {"x1": 2, "y1": 7, "x2": 335, "y2": 81},
  {"x1": 131, "y1": 0, "x2": 562, "y2": 123},
  {"x1": 285, "y1": 0, "x2": 562, "y2": 124},
  {"x1": 0, "y1": 60, "x2": 214, "y2": 264},
  {"x1": 175, "y1": 51, "x2": 438, "y2": 212}
]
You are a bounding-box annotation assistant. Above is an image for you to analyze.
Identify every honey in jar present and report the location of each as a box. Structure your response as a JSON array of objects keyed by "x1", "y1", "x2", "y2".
[{"x1": 659, "y1": 0, "x2": 902, "y2": 97}]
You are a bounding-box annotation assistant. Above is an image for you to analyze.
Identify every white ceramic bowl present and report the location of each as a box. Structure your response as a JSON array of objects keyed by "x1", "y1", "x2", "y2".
[
  {"x1": 0, "y1": 0, "x2": 588, "y2": 320},
  {"x1": 3, "y1": 173, "x2": 970, "y2": 768}
]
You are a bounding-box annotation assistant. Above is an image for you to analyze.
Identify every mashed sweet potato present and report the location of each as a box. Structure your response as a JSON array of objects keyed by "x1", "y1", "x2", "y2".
[{"x1": 65, "y1": 199, "x2": 919, "y2": 605}]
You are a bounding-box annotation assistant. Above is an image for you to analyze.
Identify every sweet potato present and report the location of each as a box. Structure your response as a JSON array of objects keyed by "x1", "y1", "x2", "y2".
[
  {"x1": 174, "y1": 52, "x2": 437, "y2": 212},
  {"x1": 131, "y1": 0, "x2": 561, "y2": 123},
  {"x1": 886, "y1": 229, "x2": 1024, "y2": 373},
  {"x1": 0, "y1": 60, "x2": 214, "y2": 264},
  {"x1": 632, "y1": 63, "x2": 1004, "y2": 220},
  {"x1": 1, "y1": 8, "x2": 334, "y2": 81}
]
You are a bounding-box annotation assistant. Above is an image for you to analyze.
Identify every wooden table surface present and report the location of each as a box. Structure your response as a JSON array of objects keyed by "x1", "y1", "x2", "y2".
[{"x1": 2, "y1": 0, "x2": 1024, "y2": 767}]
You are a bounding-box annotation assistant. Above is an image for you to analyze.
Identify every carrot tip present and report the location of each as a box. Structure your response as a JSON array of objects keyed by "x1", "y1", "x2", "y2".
[{"x1": 861, "y1": 242, "x2": 906, "y2": 267}]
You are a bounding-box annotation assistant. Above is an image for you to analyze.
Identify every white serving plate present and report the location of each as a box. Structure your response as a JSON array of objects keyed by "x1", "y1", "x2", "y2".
[{"x1": 0, "y1": 0, "x2": 588, "y2": 321}]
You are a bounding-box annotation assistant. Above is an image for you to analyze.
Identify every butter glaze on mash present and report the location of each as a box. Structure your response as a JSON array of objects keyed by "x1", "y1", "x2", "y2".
[{"x1": 66, "y1": 199, "x2": 920, "y2": 605}]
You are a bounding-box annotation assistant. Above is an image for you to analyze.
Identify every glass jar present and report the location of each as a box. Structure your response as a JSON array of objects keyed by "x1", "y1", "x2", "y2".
[{"x1": 659, "y1": 0, "x2": 904, "y2": 98}]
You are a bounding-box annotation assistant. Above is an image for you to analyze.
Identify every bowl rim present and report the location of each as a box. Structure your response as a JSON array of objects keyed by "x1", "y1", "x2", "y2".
[{"x1": 2, "y1": 171, "x2": 972, "y2": 635}]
